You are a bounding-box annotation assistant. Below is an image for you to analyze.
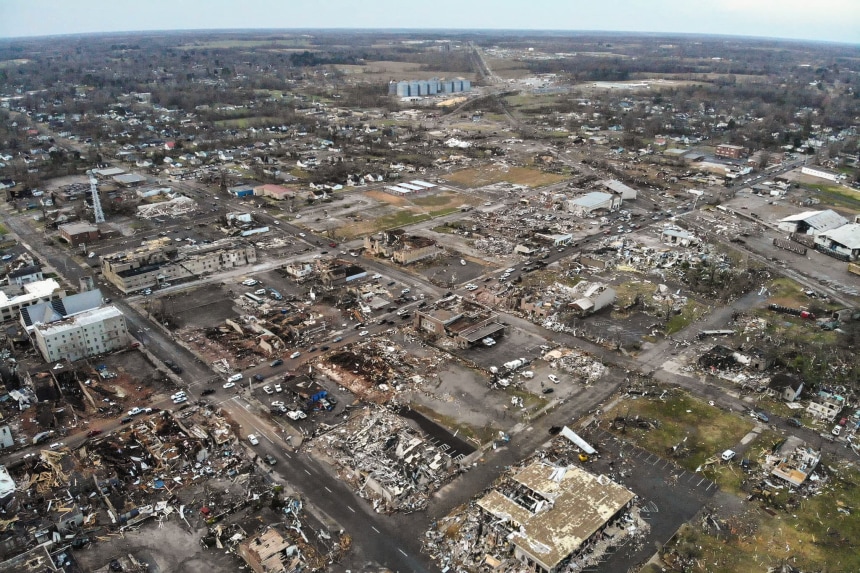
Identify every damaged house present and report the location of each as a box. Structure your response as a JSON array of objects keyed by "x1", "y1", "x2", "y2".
[{"x1": 413, "y1": 296, "x2": 508, "y2": 348}]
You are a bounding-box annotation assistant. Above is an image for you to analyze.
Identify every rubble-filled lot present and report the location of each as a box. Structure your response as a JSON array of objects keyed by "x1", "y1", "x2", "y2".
[
  {"x1": 4, "y1": 405, "x2": 344, "y2": 572},
  {"x1": 305, "y1": 405, "x2": 463, "y2": 514}
]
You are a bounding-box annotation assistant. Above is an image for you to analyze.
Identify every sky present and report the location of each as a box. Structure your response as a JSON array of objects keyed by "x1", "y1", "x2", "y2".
[{"x1": 0, "y1": 0, "x2": 858, "y2": 45}]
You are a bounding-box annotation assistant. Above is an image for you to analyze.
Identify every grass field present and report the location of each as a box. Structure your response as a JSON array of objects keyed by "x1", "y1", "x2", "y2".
[
  {"x1": 668, "y1": 456, "x2": 860, "y2": 573},
  {"x1": 609, "y1": 389, "x2": 860, "y2": 572},
  {"x1": 444, "y1": 166, "x2": 566, "y2": 188},
  {"x1": 806, "y1": 182, "x2": 860, "y2": 210},
  {"x1": 603, "y1": 391, "x2": 754, "y2": 474}
]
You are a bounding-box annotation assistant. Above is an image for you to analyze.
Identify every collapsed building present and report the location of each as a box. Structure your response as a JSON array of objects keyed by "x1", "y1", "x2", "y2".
[
  {"x1": 307, "y1": 406, "x2": 458, "y2": 513},
  {"x1": 364, "y1": 230, "x2": 441, "y2": 265},
  {"x1": 413, "y1": 296, "x2": 508, "y2": 348},
  {"x1": 101, "y1": 238, "x2": 257, "y2": 293}
]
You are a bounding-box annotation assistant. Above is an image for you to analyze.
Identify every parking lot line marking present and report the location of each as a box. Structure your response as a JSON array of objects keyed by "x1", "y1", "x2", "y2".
[
  {"x1": 347, "y1": 505, "x2": 355, "y2": 513},
  {"x1": 304, "y1": 469, "x2": 312, "y2": 476},
  {"x1": 706, "y1": 482, "x2": 716, "y2": 491},
  {"x1": 696, "y1": 478, "x2": 706, "y2": 487},
  {"x1": 372, "y1": 526, "x2": 380, "y2": 534},
  {"x1": 398, "y1": 548, "x2": 408, "y2": 557},
  {"x1": 325, "y1": 486, "x2": 332, "y2": 493}
]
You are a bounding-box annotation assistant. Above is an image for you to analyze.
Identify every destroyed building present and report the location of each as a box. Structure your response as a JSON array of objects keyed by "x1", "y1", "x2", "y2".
[
  {"x1": 569, "y1": 281, "x2": 616, "y2": 316},
  {"x1": 364, "y1": 229, "x2": 441, "y2": 265},
  {"x1": 101, "y1": 239, "x2": 257, "y2": 293},
  {"x1": 318, "y1": 259, "x2": 367, "y2": 287},
  {"x1": 475, "y1": 462, "x2": 636, "y2": 573},
  {"x1": 308, "y1": 407, "x2": 458, "y2": 513},
  {"x1": 768, "y1": 440, "x2": 821, "y2": 487},
  {"x1": 413, "y1": 296, "x2": 507, "y2": 348}
]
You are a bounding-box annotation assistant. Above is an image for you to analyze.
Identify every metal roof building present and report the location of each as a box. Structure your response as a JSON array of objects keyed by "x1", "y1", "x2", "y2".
[{"x1": 777, "y1": 209, "x2": 848, "y2": 235}]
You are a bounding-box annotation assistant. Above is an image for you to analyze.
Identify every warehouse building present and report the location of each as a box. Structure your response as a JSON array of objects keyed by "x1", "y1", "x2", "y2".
[
  {"x1": 777, "y1": 209, "x2": 848, "y2": 235},
  {"x1": 567, "y1": 192, "x2": 621, "y2": 216},
  {"x1": 814, "y1": 223, "x2": 860, "y2": 260},
  {"x1": 389, "y1": 77, "x2": 471, "y2": 98}
]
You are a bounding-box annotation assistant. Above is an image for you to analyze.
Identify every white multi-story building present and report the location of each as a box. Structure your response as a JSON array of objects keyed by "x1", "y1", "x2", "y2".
[
  {"x1": 33, "y1": 306, "x2": 129, "y2": 363},
  {"x1": 0, "y1": 279, "x2": 64, "y2": 323}
]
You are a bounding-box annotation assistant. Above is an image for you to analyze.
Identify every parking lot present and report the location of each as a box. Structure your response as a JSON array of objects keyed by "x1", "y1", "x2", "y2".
[{"x1": 582, "y1": 427, "x2": 718, "y2": 573}]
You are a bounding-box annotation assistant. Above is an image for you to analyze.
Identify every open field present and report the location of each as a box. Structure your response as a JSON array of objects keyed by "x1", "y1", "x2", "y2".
[
  {"x1": 333, "y1": 60, "x2": 474, "y2": 80},
  {"x1": 601, "y1": 391, "x2": 755, "y2": 474},
  {"x1": 443, "y1": 165, "x2": 566, "y2": 188}
]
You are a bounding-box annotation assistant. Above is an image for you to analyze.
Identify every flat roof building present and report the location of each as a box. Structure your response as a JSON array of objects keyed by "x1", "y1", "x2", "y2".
[
  {"x1": 0, "y1": 279, "x2": 64, "y2": 323},
  {"x1": 777, "y1": 209, "x2": 848, "y2": 235},
  {"x1": 33, "y1": 305, "x2": 129, "y2": 363},
  {"x1": 477, "y1": 462, "x2": 636, "y2": 573},
  {"x1": 567, "y1": 192, "x2": 621, "y2": 216}
]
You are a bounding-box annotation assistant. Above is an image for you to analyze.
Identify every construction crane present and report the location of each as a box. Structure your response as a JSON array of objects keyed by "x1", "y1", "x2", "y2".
[{"x1": 87, "y1": 170, "x2": 105, "y2": 224}]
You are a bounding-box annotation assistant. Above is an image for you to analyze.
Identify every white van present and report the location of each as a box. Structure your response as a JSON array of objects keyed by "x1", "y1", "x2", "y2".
[{"x1": 227, "y1": 373, "x2": 243, "y2": 383}]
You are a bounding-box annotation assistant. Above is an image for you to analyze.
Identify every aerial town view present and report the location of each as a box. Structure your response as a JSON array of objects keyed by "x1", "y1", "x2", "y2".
[{"x1": 0, "y1": 1, "x2": 858, "y2": 572}]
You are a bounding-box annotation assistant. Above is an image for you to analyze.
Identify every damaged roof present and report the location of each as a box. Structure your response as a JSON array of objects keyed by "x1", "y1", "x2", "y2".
[{"x1": 478, "y1": 462, "x2": 635, "y2": 571}]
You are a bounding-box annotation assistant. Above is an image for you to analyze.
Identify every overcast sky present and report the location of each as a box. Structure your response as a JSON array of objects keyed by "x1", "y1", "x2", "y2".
[{"x1": 1, "y1": 0, "x2": 857, "y2": 44}]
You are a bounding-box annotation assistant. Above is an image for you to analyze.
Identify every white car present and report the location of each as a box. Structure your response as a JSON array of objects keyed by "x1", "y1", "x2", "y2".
[
  {"x1": 49, "y1": 442, "x2": 64, "y2": 450},
  {"x1": 548, "y1": 374, "x2": 560, "y2": 384},
  {"x1": 274, "y1": 383, "x2": 282, "y2": 393},
  {"x1": 271, "y1": 401, "x2": 285, "y2": 409},
  {"x1": 172, "y1": 395, "x2": 188, "y2": 404},
  {"x1": 287, "y1": 410, "x2": 307, "y2": 420},
  {"x1": 222, "y1": 381, "x2": 236, "y2": 389},
  {"x1": 721, "y1": 449, "x2": 736, "y2": 461},
  {"x1": 482, "y1": 337, "x2": 496, "y2": 346},
  {"x1": 359, "y1": 330, "x2": 369, "y2": 337},
  {"x1": 171, "y1": 391, "x2": 186, "y2": 401},
  {"x1": 298, "y1": 232, "x2": 306, "y2": 237},
  {"x1": 128, "y1": 407, "x2": 143, "y2": 417},
  {"x1": 263, "y1": 385, "x2": 274, "y2": 395},
  {"x1": 832, "y1": 425, "x2": 842, "y2": 437},
  {"x1": 247, "y1": 434, "x2": 259, "y2": 446},
  {"x1": 289, "y1": 351, "x2": 301, "y2": 359}
]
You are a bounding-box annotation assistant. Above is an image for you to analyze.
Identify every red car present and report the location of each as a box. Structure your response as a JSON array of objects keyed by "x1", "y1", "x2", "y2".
[
  {"x1": 328, "y1": 242, "x2": 337, "y2": 247},
  {"x1": 86, "y1": 429, "x2": 103, "y2": 438}
]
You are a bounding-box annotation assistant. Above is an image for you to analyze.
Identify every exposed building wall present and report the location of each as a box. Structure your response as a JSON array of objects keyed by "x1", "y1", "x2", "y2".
[{"x1": 34, "y1": 309, "x2": 129, "y2": 363}]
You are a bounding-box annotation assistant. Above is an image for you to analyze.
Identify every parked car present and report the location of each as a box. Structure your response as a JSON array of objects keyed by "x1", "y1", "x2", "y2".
[
  {"x1": 120, "y1": 416, "x2": 133, "y2": 424},
  {"x1": 359, "y1": 330, "x2": 369, "y2": 336},
  {"x1": 253, "y1": 374, "x2": 265, "y2": 382},
  {"x1": 86, "y1": 429, "x2": 103, "y2": 438},
  {"x1": 270, "y1": 359, "x2": 283, "y2": 367},
  {"x1": 201, "y1": 388, "x2": 216, "y2": 396},
  {"x1": 755, "y1": 411, "x2": 769, "y2": 423},
  {"x1": 721, "y1": 449, "x2": 736, "y2": 461},
  {"x1": 787, "y1": 417, "x2": 802, "y2": 428},
  {"x1": 263, "y1": 385, "x2": 274, "y2": 395},
  {"x1": 274, "y1": 383, "x2": 282, "y2": 393},
  {"x1": 264, "y1": 454, "x2": 277, "y2": 465},
  {"x1": 222, "y1": 381, "x2": 236, "y2": 389},
  {"x1": 248, "y1": 434, "x2": 260, "y2": 446},
  {"x1": 271, "y1": 401, "x2": 285, "y2": 409},
  {"x1": 287, "y1": 410, "x2": 307, "y2": 420},
  {"x1": 548, "y1": 374, "x2": 560, "y2": 384},
  {"x1": 289, "y1": 351, "x2": 301, "y2": 359},
  {"x1": 832, "y1": 425, "x2": 842, "y2": 437},
  {"x1": 332, "y1": 337, "x2": 343, "y2": 343}
]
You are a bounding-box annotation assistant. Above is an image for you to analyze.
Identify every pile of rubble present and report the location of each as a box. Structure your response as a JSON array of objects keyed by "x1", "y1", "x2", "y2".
[
  {"x1": 306, "y1": 406, "x2": 459, "y2": 513},
  {"x1": 545, "y1": 348, "x2": 607, "y2": 383},
  {"x1": 137, "y1": 196, "x2": 197, "y2": 218}
]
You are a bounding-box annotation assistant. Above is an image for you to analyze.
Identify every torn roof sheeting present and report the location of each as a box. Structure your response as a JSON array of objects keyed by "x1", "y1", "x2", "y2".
[
  {"x1": 479, "y1": 462, "x2": 635, "y2": 572},
  {"x1": 559, "y1": 426, "x2": 597, "y2": 455}
]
